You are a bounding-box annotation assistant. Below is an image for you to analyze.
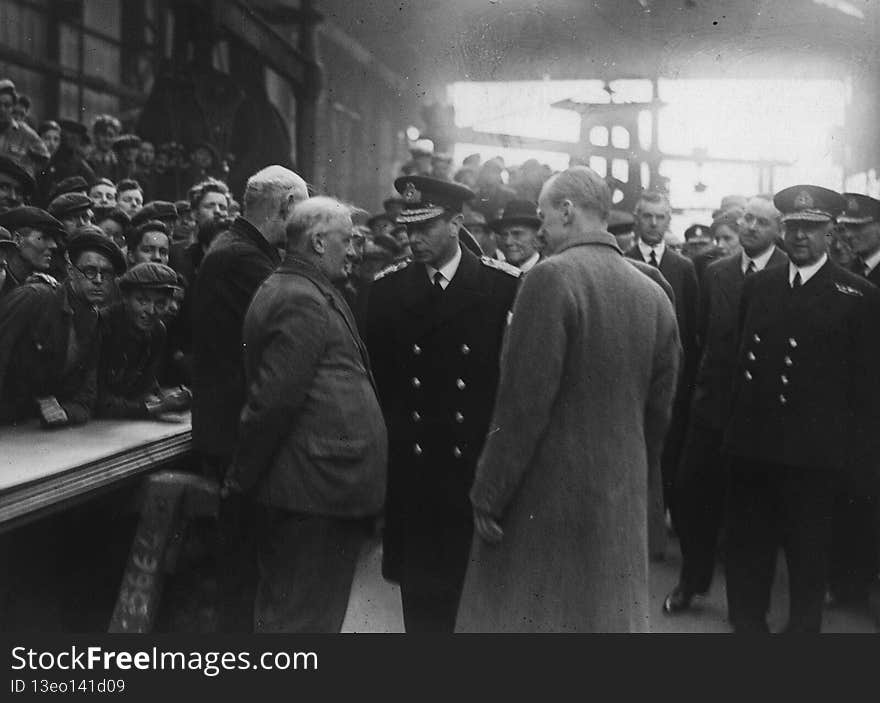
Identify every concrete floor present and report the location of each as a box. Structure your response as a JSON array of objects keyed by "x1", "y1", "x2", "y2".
[{"x1": 341, "y1": 537, "x2": 879, "y2": 633}]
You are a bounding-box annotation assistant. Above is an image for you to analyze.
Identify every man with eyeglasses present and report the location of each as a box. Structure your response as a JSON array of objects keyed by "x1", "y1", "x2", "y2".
[
  {"x1": 0, "y1": 206, "x2": 66, "y2": 299},
  {"x1": 664, "y1": 195, "x2": 788, "y2": 615},
  {"x1": 722, "y1": 185, "x2": 880, "y2": 632},
  {"x1": 0, "y1": 229, "x2": 125, "y2": 427}
]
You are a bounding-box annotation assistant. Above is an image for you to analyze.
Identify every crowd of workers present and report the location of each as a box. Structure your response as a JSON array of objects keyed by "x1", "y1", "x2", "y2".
[{"x1": 1, "y1": 73, "x2": 879, "y2": 633}]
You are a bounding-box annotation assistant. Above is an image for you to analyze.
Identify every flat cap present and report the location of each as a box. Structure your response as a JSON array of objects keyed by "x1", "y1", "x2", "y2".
[
  {"x1": 131, "y1": 201, "x2": 178, "y2": 228},
  {"x1": 0, "y1": 155, "x2": 36, "y2": 192},
  {"x1": 48, "y1": 192, "x2": 93, "y2": 219},
  {"x1": 838, "y1": 193, "x2": 880, "y2": 225},
  {"x1": 0, "y1": 206, "x2": 65, "y2": 237},
  {"x1": 0, "y1": 225, "x2": 17, "y2": 249},
  {"x1": 112, "y1": 134, "x2": 142, "y2": 152},
  {"x1": 93, "y1": 206, "x2": 130, "y2": 227},
  {"x1": 490, "y1": 199, "x2": 541, "y2": 233},
  {"x1": 774, "y1": 185, "x2": 845, "y2": 223},
  {"x1": 118, "y1": 262, "x2": 180, "y2": 291},
  {"x1": 57, "y1": 119, "x2": 89, "y2": 138},
  {"x1": 66, "y1": 230, "x2": 126, "y2": 274},
  {"x1": 393, "y1": 175, "x2": 475, "y2": 224},
  {"x1": 48, "y1": 175, "x2": 89, "y2": 201},
  {"x1": 607, "y1": 209, "x2": 635, "y2": 235},
  {"x1": 0, "y1": 79, "x2": 17, "y2": 100}
]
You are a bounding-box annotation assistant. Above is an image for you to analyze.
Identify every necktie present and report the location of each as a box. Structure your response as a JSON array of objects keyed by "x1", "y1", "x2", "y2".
[
  {"x1": 745, "y1": 260, "x2": 756, "y2": 276},
  {"x1": 792, "y1": 271, "x2": 802, "y2": 289},
  {"x1": 649, "y1": 250, "x2": 658, "y2": 268},
  {"x1": 433, "y1": 271, "x2": 445, "y2": 290}
]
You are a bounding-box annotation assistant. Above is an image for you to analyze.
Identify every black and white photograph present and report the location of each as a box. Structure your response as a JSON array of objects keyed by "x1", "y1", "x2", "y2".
[{"x1": 1, "y1": 0, "x2": 879, "y2": 644}]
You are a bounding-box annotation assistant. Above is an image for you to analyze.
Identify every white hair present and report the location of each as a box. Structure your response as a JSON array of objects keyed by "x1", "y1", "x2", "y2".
[
  {"x1": 286, "y1": 196, "x2": 352, "y2": 247},
  {"x1": 243, "y1": 165, "x2": 308, "y2": 216}
]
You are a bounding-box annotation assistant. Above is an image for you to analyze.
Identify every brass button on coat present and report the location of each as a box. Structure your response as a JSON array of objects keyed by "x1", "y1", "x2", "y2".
[
  {"x1": 412, "y1": 377, "x2": 421, "y2": 388},
  {"x1": 456, "y1": 378, "x2": 466, "y2": 390}
]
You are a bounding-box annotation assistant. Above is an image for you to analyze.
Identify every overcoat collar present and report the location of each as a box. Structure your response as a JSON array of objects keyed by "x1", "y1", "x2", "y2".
[
  {"x1": 553, "y1": 227, "x2": 621, "y2": 257},
  {"x1": 230, "y1": 216, "x2": 282, "y2": 266}
]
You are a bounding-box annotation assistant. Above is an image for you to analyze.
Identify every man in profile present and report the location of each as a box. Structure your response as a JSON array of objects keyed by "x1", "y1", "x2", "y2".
[
  {"x1": 456, "y1": 166, "x2": 680, "y2": 632},
  {"x1": 191, "y1": 165, "x2": 308, "y2": 630},
  {"x1": 225, "y1": 197, "x2": 387, "y2": 633}
]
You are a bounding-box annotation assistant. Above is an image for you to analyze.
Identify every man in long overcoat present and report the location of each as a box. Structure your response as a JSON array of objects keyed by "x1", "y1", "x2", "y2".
[{"x1": 455, "y1": 166, "x2": 680, "y2": 632}]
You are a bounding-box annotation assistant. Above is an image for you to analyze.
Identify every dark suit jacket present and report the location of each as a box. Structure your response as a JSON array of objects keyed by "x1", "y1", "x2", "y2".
[
  {"x1": 0, "y1": 280, "x2": 100, "y2": 424},
  {"x1": 724, "y1": 260, "x2": 880, "y2": 473},
  {"x1": 191, "y1": 216, "x2": 281, "y2": 458},
  {"x1": 691, "y1": 248, "x2": 788, "y2": 429},
  {"x1": 229, "y1": 253, "x2": 387, "y2": 517},
  {"x1": 625, "y1": 243, "x2": 700, "y2": 387}
]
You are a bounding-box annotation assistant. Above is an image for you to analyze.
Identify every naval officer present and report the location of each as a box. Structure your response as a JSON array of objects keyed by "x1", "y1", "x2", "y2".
[
  {"x1": 365, "y1": 175, "x2": 521, "y2": 632},
  {"x1": 722, "y1": 184, "x2": 880, "y2": 632}
]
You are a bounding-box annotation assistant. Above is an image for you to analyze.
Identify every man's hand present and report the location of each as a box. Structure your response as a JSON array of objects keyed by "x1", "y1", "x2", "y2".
[
  {"x1": 474, "y1": 508, "x2": 504, "y2": 544},
  {"x1": 37, "y1": 396, "x2": 68, "y2": 427}
]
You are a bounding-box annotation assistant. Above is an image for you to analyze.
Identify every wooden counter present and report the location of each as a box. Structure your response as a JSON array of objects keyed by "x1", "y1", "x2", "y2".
[{"x1": 0, "y1": 413, "x2": 192, "y2": 529}]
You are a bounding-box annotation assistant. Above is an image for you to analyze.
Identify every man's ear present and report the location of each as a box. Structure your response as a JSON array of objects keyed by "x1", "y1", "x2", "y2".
[
  {"x1": 449, "y1": 212, "x2": 464, "y2": 236},
  {"x1": 310, "y1": 229, "x2": 325, "y2": 254},
  {"x1": 561, "y1": 200, "x2": 574, "y2": 225}
]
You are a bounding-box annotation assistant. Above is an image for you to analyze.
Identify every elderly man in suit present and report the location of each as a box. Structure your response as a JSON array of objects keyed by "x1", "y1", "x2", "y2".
[
  {"x1": 626, "y1": 190, "x2": 699, "y2": 536},
  {"x1": 664, "y1": 195, "x2": 789, "y2": 614},
  {"x1": 224, "y1": 197, "x2": 387, "y2": 633},
  {"x1": 723, "y1": 185, "x2": 880, "y2": 632},
  {"x1": 455, "y1": 166, "x2": 680, "y2": 632}
]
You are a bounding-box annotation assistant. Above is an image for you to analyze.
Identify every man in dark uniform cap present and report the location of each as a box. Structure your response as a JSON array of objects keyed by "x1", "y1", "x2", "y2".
[
  {"x1": 840, "y1": 193, "x2": 880, "y2": 287},
  {"x1": 490, "y1": 199, "x2": 542, "y2": 273},
  {"x1": 0, "y1": 206, "x2": 66, "y2": 297},
  {"x1": 365, "y1": 175, "x2": 521, "y2": 632},
  {"x1": 0, "y1": 229, "x2": 125, "y2": 427},
  {"x1": 37, "y1": 120, "x2": 95, "y2": 207},
  {"x1": 0, "y1": 155, "x2": 35, "y2": 211},
  {"x1": 829, "y1": 192, "x2": 880, "y2": 605},
  {"x1": 722, "y1": 184, "x2": 880, "y2": 632}
]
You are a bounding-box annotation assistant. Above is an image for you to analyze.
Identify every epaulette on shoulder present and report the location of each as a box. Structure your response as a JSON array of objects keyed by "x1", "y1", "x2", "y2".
[
  {"x1": 480, "y1": 255, "x2": 522, "y2": 277},
  {"x1": 373, "y1": 258, "x2": 411, "y2": 281}
]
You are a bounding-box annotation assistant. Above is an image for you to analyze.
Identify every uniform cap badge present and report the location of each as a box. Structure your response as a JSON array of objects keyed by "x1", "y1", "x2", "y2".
[
  {"x1": 847, "y1": 196, "x2": 859, "y2": 212},
  {"x1": 402, "y1": 182, "x2": 421, "y2": 204},
  {"x1": 793, "y1": 190, "x2": 814, "y2": 209}
]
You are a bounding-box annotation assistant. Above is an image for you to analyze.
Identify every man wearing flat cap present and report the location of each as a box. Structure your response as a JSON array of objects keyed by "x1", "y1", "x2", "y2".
[
  {"x1": 490, "y1": 199, "x2": 542, "y2": 273},
  {"x1": 97, "y1": 262, "x2": 191, "y2": 420},
  {"x1": 365, "y1": 175, "x2": 521, "y2": 632},
  {"x1": 0, "y1": 155, "x2": 35, "y2": 212},
  {"x1": 0, "y1": 206, "x2": 66, "y2": 297},
  {"x1": 112, "y1": 134, "x2": 142, "y2": 183},
  {"x1": 131, "y1": 200, "x2": 178, "y2": 230},
  {"x1": 49, "y1": 192, "x2": 94, "y2": 237},
  {"x1": 722, "y1": 184, "x2": 880, "y2": 632},
  {"x1": 0, "y1": 226, "x2": 16, "y2": 292},
  {"x1": 0, "y1": 229, "x2": 124, "y2": 427}
]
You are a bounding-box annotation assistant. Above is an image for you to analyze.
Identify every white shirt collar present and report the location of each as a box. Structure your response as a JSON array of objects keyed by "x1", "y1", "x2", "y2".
[
  {"x1": 741, "y1": 245, "x2": 776, "y2": 274},
  {"x1": 864, "y1": 247, "x2": 880, "y2": 274},
  {"x1": 519, "y1": 251, "x2": 541, "y2": 273},
  {"x1": 637, "y1": 238, "x2": 665, "y2": 263},
  {"x1": 789, "y1": 253, "x2": 828, "y2": 287},
  {"x1": 426, "y1": 243, "x2": 462, "y2": 290}
]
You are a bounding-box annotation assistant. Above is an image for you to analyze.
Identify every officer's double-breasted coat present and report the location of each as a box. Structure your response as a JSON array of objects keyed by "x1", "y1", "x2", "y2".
[{"x1": 365, "y1": 247, "x2": 520, "y2": 596}]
